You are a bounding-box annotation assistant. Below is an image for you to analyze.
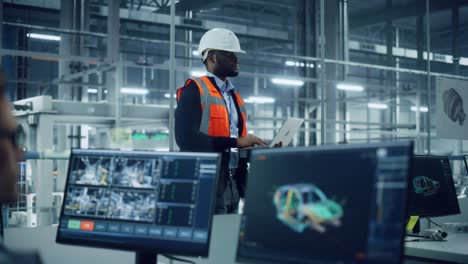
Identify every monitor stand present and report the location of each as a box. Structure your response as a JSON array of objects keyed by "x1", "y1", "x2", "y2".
[{"x1": 135, "y1": 251, "x2": 158, "y2": 264}]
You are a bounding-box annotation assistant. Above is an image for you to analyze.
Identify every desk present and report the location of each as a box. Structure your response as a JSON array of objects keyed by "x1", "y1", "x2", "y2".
[
  {"x1": 5, "y1": 215, "x2": 468, "y2": 264},
  {"x1": 3, "y1": 215, "x2": 242, "y2": 264},
  {"x1": 405, "y1": 233, "x2": 468, "y2": 263}
]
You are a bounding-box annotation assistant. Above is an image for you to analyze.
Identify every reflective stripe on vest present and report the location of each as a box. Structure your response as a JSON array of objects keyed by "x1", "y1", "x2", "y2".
[{"x1": 177, "y1": 76, "x2": 247, "y2": 137}]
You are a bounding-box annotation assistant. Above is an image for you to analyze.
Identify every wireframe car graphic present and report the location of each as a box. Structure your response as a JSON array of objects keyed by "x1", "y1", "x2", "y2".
[
  {"x1": 273, "y1": 184, "x2": 343, "y2": 233},
  {"x1": 413, "y1": 176, "x2": 440, "y2": 197}
]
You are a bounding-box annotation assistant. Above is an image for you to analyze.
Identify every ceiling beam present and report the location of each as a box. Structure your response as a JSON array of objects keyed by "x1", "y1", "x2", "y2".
[{"x1": 350, "y1": 0, "x2": 468, "y2": 29}]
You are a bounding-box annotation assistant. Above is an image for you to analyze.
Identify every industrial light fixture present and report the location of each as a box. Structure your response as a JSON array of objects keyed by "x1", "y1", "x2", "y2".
[
  {"x1": 368, "y1": 103, "x2": 388, "y2": 110},
  {"x1": 87, "y1": 88, "x2": 98, "y2": 94},
  {"x1": 192, "y1": 50, "x2": 199, "y2": 56},
  {"x1": 336, "y1": 83, "x2": 364, "y2": 92},
  {"x1": 271, "y1": 78, "x2": 304, "y2": 87},
  {"x1": 410, "y1": 106, "x2": 429, "y2": 112},
  {"x1": 121, "y1": 87, "x2": 149, "y2": 95},
  {"x1": 284, "y1": 60, "x2": 315, "y2": 68},
  {"x1": 26, "y1": 33, "x2": 61, "y2": 41},
  {"x1": 190, "y1": 71, "x2": 206, "y2": 77},
  {"x1": 244, "y1": 96, "x2": 275, "y2": 104},
  {"x1": 164, "y1": 93, "x2": 176, "y2": 98},
  {"x1": 461, "y1": 57, "x2": 468, "y2": 66}
]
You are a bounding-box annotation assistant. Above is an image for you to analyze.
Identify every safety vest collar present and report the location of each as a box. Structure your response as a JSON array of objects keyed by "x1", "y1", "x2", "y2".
[{"x1": 178, "y1": 76, "x2": 247, "y2": 137}]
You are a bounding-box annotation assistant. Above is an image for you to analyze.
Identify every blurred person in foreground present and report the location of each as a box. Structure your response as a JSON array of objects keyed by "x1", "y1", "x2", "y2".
[{"x1": 0, "y1": 67, "x2": 43, "y2": 264}]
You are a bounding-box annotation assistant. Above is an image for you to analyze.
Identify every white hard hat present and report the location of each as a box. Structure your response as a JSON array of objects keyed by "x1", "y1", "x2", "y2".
[{"x1": 197, "y1": 28, "x2": 245, "y2": 61}]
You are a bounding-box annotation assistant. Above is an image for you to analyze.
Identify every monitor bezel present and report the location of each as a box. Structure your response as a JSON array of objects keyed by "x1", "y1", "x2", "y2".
[
  {"x1": 236, "y1": 141, "x2": 413, "y2": 264},
  {"x1": 56, "y1": 148, "x2": 220, "y2": 257},
  {"x1": 406, "y1": 155, "x2": 461, "y2": 218}
]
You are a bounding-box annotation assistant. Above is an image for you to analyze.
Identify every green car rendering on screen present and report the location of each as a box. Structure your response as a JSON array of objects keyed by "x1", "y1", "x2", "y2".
[
  {"x1": 413, "y1": 176, "x2": 440, "y2": 197},
  {"x1": 273, "y1": 183, "x2": 343, "y2": 233}
]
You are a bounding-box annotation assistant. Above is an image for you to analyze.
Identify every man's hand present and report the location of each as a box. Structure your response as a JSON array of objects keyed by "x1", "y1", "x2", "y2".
[
  {"x1": 236, "y1": 134, "x2": 267, "y2": 148},
  {"x1": 272, "y1": 141, "x2": 283, "y2": 148}
]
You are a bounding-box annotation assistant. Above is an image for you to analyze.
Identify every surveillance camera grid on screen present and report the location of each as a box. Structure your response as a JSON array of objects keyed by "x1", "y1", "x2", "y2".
[{"x1": 58, "y1": 150, "x2": 220, "y2": 256}]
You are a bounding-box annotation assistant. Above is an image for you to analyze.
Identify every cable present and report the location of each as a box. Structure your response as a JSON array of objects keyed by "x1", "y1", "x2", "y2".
[
  {"x1": 163, "y1": 254, "x2": 197, "y2": 264},
  {"x1": 406, "y1": 234, "x2": 426, "y2": 238},
  {"x1": 407, "y1": 229, "x2": 447, "y2": 241},
  {"x1": 427, "y1": 218, "x2": 442, "y2": 228}
]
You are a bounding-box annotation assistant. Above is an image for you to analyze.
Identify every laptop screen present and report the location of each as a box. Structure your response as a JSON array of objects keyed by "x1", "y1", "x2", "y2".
[
  {"x1": 56, "y1": 149, "x2": 220, "y2": 257},
  {"x1": 268, "y1": 117, "x2": 303, "y2": 148},
  {"x1": 237, "y1": 142, "x2": 412, "y2": 264}
]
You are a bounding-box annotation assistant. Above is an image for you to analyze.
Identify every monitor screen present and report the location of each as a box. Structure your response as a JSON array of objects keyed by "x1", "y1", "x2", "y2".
[
  {"x1": 407, "y1": 156, "x2": 460, "y2": 217},
  {"x1": 56, "y1": 149, "x2": 220, "y2": 257},
  {"x1": 237, "y1": 142, "x2": 413, "y2": 264}
]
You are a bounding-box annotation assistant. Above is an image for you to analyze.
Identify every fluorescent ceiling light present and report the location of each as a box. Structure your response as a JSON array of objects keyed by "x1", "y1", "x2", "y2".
[
  {"x1": 244, "y1": 96, "x2": 275, "y2": 104},
  {"x1": 445, "y1": 55, "x2": 454, "y2": 64},
  {"x1": 121, "y1": 87, "x2": 149, "y2": 95},
  {"x1": 410, "y1": 106, "x2": 429, "y2": 112},
  {"x1": 460, "y1": 57, "x2": 468, "y2": 66},
  {"x1": 87, "y1": 88, "x2": 98, "y2": 94},
  {"x1": 368, "y1": 103, "x2": 388, "y2": 109},
  {"x1": 392, "y1": 47, "x2": 405, "y2": 57},
  {"x1": 271, "y1": 78, "x2": 304, "y2": 86},
  {"x1": 423, "y1": 52, "x2": 434, "y2": 60},
  {"x1": 349, "y1": 40, "x2": 360, "y2": 49},
  {"x1": 285, "y1": 60, "x2": 315, "y2": 68},
  {"x1": 27, "y1": 33, "x2": 61, "y2": 41},
  {"x1": 375, "y1": 44, "x2": 387, "y2": 54},
  {"x1": 192, "y1": 50, "x2": 199, "y2": 56},
  {"x1": 406, "y1": 49, "x2": 418, "y2": 59},
  {"x1": 336, "y1": 83, "x2": 364, "y2": 92},
  {"x1": 164, "y1": 93, "x2": 176, "y2": 98},
  {"x1": 190, "y1": 71, "x2": 206, "y2": 77}
]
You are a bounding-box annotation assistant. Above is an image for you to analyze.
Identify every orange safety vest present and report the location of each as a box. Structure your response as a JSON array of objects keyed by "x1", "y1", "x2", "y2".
[{"x1": 177, "y1": 76, "x2": 247, "y2": 137}]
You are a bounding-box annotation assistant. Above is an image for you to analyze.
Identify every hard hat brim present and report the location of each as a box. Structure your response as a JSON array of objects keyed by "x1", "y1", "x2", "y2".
[{"x1": 199, "y1": 48, "x2": 246, "y2": 54}]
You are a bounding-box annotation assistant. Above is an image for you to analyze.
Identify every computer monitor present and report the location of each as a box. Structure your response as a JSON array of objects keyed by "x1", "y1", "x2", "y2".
[
  {"x1": 406, "y1": 155, "x2": 460, "y2": 217},
  {"x1": 0, "y1": 204, "x2": 3, "y2": 239},
  {"x1": 56, "y1": 149, "x2": 220, "y2": 264},
  {"x1": 237, "y1": 142, "x2": 413, "y2": 264}
]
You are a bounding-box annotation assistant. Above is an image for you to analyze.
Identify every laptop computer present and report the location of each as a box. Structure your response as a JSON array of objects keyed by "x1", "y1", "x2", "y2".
[{"x1": 243, "y1": 117, "x2": 304, "y2": 150}]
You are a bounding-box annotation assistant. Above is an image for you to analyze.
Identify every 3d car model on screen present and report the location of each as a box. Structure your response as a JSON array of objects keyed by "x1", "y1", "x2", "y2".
[
  {"x1": 413, "y1": 176, "x2": 440, "y2": 197},
  {"x1": 273, "y1": 184, "x2": 343, "y2": 233}
]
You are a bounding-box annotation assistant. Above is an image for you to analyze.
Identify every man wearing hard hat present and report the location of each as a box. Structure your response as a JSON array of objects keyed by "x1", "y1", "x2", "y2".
[{"x1": 175, "y1": 28, "x2": 267, "y2": 214}]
